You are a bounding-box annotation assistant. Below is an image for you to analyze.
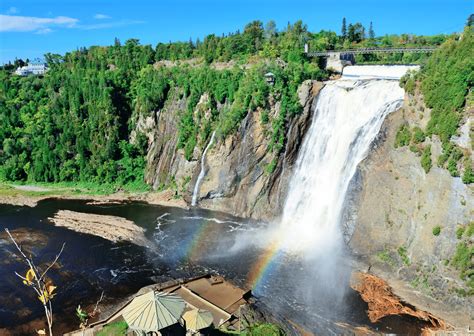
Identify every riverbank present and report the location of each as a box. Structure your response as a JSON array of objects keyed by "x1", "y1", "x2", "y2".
[{"x1": 0, "y1": 182, "x2": 188, "y2": 209}]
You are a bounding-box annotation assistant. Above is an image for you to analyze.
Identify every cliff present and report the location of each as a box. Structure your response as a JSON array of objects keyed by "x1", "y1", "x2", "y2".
[
  {"x1": 142, "y1": 80, "x2": 323, "y2": 220},
  {"x1": 349, "y1": 90, "x2": 473, "y2": 327},
  {"x1": 140, "y1": 75, "x2": 472, "y2": 327}
]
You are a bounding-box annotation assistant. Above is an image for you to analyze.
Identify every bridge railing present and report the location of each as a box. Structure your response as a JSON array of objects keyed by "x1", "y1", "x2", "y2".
[{"x1": 306, "y1": 47, "x2": 437, "y2": 57}]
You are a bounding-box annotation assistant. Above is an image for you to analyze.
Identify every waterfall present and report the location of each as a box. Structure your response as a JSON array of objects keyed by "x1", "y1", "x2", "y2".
[
  {"x1": 278, "y1": 66, "x2": 416, "y2": 254},
  {"x1": 191, "y1": 131, "x2": 216, "y2": 206}
]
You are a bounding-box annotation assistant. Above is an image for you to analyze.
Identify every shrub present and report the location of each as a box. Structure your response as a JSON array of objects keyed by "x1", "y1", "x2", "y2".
[
  {"x1": 395, "y1": 124, "x2": 411, "y2": 148},
  {"x1": 432, "y1": 225, "x2": 441, "y2": 236},
  {"x1": 377, "y1": 250, "x2": 396, "y2": 267},
  {"x1": 412, "y1": 127, "x2": 425, "y2": 144},
  {"x1": 246, "y1": 323, "x2": 285, "y2": 336},
  {"x1": 265, "y1": 158, "x2": 278, "y2": 174},
  {"x1": 456, "y1": 227, "x2": 466, "y2": 239},
  {"x1": 466, "y1": 222, "x2": 474, "y2": 238},
  {"x1": 398, "y1": 246, "x2": 411, "y2": 266},
  {"x1": 421, "y1": 145, "x2": 432, "y2": 173},
  {"x1": 462, "y1": 160, "x2": 474, "y2": 184},
  {"x1": 451, "y1": 242, "x2": 473, "y2": 280}
]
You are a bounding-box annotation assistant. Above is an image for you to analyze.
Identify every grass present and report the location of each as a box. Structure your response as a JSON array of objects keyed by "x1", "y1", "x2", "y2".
[
  {"x1": 0, "y1": 180, "x2": 151, "y2": 200},
  {"x1": 244, "y1": 323, "x2": 285, "y2": 336},
  {"x1": 96, "y1": 321, "x2": 128, "y2": 336}
]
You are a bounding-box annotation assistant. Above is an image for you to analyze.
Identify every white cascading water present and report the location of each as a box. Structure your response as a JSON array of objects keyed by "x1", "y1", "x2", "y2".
[
  {"x1": 277, "y1": 65, "x2": 417, "y2": 254},
  {"x1": 191, "y1": 131, "x2": 216, "y2": 206}
]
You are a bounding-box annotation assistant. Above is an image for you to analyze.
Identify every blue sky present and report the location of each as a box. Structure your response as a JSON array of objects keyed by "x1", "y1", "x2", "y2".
[{"x1": 0, "y1": 0, "x2": 472, "y2": 64}]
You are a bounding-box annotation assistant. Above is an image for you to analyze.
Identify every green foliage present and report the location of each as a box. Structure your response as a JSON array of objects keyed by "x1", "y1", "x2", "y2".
[
  {"x1": 244, "y1": 323, "x2": 285, "y2": 336},
  {"x1": 466, "y1": 222, "x2": 474, "y2": 238},
  {"x1": 451, "y1": 242, "x2": 473, "y2": 280},
  {"x1": 412, "y1": 127, "x2": 425, "y2": 144},
  {"x1": 76, "y1": 305, "x2": 88, "y2": 323},
  {"x1": 400, "y1": 70, "x2": 417, "y2": 95},
  {"x1": 0, "y1": 40, "x2": 154, "y2": 187},
  {"x1": 456, "y1": 227, "x2": 466, "y2": 239},
  {"x1": 462, "y1": 158, "x2": 474, "y2": 184},
  {"x1": 421, "y1": 28, "x2": 474, "y2": 144},
  {"x1": 421, "y1": 145, "x2": 432, "y2": 173},
  {"x1": 0, "y1": 19, "x2": 457, "y2": 189},
  {"x1": 394, "y1": 124, "x2": 411, "y2": 148},
  {"x1": 398, "y1": 246, "x2": 411, "y2": 266},
  {"x1": 432, "y1": 225, "x2": 441, "y2": 236},
  {"x1": 265, "y1": 159, "x2": 278, "y2": 175},
  {"x1": 96, "y1": 321, "x2": 128, "y2": 336},
  {"x1": 377, "y1": 250, "x2": 396, "y2": 267}
]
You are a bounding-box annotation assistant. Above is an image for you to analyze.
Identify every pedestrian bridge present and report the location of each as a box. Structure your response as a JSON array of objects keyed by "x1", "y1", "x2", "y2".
[
  {"x1": 304, "y1": 45, "x2": 437, "y2": 73},
  {"x1": 305, "y1": 46, "x2": 437, "y2": 57}
]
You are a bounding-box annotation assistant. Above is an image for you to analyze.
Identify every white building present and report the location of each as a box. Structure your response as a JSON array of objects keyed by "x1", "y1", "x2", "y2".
[{"x1": 14, "y1": 61, "x2": 48, "y2": 76}]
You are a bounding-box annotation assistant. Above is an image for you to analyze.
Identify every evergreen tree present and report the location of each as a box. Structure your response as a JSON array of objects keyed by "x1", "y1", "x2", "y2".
[
  {"x1": 467, "y1": 14, "x2": 474, "y2": 28},
  {"x1": 341, "y1": 17, "x2": 347, "y2": 39},
  {"x1": 369, "y1": 22, "x2": 375, "y2": 40}
]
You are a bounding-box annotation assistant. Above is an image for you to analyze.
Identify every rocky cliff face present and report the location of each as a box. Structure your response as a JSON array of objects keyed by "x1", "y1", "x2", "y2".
[
  {"x1": 143, "y1": 80, "x2": 323, "y2": 220},
  {"x1": 142, "y1": 77, "x2": 472, "y2": 326},
  {"x1": 349, "y1": 91, "x2": 473, "y2": 326}
]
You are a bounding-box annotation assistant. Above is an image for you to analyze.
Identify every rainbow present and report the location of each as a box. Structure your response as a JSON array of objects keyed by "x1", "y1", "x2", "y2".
[
  {"x1": 246, "y1": 239, "x2": 283, "y2": 292},
  {"x1": 177, "y1": 215, "x2": 285, "y2": 293},
  {"x1": 182, "y1": 219, "x2": 215, "y2": 263}
]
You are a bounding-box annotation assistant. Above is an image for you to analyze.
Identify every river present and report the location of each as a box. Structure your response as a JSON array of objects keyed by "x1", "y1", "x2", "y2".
[{"x1": 0, "y1": 199, "x2": 429, "y2": 335}]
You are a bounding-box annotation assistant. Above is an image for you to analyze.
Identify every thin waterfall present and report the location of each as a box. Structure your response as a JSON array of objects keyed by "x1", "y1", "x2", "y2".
[
  {"x1": 191, "y1": 131, "x2": 216, "y2": 206},
  {"x1": 277, "y1": 65, "x2": 417, "y2": 254}
]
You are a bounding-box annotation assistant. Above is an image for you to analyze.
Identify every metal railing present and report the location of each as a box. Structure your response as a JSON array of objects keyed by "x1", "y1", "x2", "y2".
[{"x1": 306, "y1": 47, "x2": 437, "y2": 57}]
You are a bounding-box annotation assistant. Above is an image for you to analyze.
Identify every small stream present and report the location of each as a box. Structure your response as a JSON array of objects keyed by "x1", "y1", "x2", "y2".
[{"x1": 0, "y1": 199, "x2": 430, "y2": 335}]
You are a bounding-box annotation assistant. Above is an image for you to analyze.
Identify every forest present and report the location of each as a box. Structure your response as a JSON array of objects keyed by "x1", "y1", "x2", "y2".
[{"x1": 0, "y1": 19, "x2": 468, "y2": 189}]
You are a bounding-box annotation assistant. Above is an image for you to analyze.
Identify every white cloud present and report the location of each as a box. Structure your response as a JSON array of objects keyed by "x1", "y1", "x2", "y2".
[
  {"x1": 0, "y1": 14, "x2": 78, "y2": 32},
  {"x1": 94, "y1": 13, "x2": 111, "y2": 20},
  {"x1": 35, "y1": 28, "x2": 53, "y2": 34},
  {"x1": 78, "y1": 19, "x2": 144, "y2": 30},
  {"x1": 6, "y1": 7, "x2": 18, "y2": 14}
]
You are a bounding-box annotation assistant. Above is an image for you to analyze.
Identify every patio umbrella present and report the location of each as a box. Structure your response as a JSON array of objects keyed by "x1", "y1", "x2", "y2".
[
  {"x1": 122, "y1": 291, "x2": 186, "y2": 332},
  {"x1": 182, "y1": 309, "x2": 213, "y2": 331}
]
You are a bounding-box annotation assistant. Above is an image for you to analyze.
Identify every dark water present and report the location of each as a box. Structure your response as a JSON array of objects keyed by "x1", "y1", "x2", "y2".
[{"x1": 0, "y1": 200, "x2": 429, "y2": 335}]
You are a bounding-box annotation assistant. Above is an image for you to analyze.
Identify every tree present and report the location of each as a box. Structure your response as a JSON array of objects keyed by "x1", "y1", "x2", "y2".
[
  {"x1": 5, "y1": 228, "x2": 65, "y2": 336},
  {"x1": 348, "y1": 22, "x2": 365, "y2": 43},
  {"x1": 369, "y1": 21, "x2": 375, "y2": 40},
  {"x1": 341, "y1": 17, "x2": 347, "y2": 40},
  {"x1": 265, "y1": 20, "x2": 277, "y2": 40},
  {"x1": 243, "y1": 20, "x2": 264, "y2": 53},
  {"x1": 467, "y1": 14, "x2": 474, "y2": 27}
]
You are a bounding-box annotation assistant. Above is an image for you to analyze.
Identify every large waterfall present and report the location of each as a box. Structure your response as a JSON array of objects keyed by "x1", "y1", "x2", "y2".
[{"x1": 278, "y1": 66, "x2": 417, "y2": 254}]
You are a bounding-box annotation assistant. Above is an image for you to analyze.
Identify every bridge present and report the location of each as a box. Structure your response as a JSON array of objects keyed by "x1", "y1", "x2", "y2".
[
  {"x1": 303, "y1": 45, "x2": 437, "y2": 73},
  {"x1": 304, "y1": 46, "x2": 437, "y2": 57}
]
